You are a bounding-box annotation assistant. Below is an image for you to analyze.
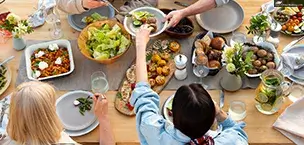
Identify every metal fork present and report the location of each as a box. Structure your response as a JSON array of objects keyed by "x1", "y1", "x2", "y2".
[{"x1": 283, "y1": 36, "x2": 304, "y2": 52}]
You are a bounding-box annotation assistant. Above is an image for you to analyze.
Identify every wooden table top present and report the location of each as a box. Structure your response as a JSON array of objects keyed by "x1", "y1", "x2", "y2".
[{"x1": 0, "y1": 0, "x2": 301, "y2": 144}]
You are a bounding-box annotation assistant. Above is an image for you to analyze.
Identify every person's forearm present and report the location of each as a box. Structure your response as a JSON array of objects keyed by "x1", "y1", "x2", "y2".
[
  {"x1": 136, "y1": 42, "x2": 148, "y2": 83},
  {"x1": 181, "y1": 0, "x2": 216, "y2": 17},
  {"x1": 99, "y1": 116, "x2": 115, "y2": 145}
]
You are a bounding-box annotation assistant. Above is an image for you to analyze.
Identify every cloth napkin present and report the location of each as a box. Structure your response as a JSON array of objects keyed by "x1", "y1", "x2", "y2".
[
  {"x1": 273, "y1": 97, "x2": 304, "y2": 144},
  {"x1": 0, "y1": 95, "x2": 10, "y2": 134},
  {"x1": 28, "y1": 0, "x2": 56, "y2": 28},
  {"x1": 281, "y1": 53, "x2": 304, "y2": 70}
]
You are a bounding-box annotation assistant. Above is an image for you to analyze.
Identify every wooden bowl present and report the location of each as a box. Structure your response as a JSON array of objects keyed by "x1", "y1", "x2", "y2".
[
  {"x1": 77, "y1": 20, "x2": 131, "y2": 64},
  {"x1": 160, "y1": 8, "x2": 194, "y2": 38}
]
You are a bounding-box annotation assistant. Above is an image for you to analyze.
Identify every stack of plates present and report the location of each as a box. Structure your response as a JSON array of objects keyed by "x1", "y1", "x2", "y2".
[
  {"x1": 285, "y1": 45, "x2": 304, "y2": 85},
  {"x1": 56, "y1": 90, "x2": 99, "y2": 137}
]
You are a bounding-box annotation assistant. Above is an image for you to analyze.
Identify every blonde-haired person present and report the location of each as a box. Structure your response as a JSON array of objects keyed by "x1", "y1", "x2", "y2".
[{"x1": 0, "y1": 81, "x2": 77, "y2": 145}]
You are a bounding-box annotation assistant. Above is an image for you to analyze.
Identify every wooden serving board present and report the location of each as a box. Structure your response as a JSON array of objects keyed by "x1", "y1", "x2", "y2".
[{"x1": 114, "y1": 39, "x2": 179, "y2": 116}]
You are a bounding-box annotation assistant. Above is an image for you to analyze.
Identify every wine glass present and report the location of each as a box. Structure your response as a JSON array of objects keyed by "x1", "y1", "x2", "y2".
[
  {"x1": 193, "y1": 53, "x2": 209, "y2": 89},
  {"x1": 230, "y1": 31, "x2": 246, "y2": 47},
  {"x1": 91, "y1": 71, "x2": 109, "y2": 94},
  {"x1": 44, "y1": 6, "x2": 63, "y2": 39}
]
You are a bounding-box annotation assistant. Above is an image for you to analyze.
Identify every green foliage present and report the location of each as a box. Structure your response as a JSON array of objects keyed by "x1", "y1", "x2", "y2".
[
  {"x1": 246, "y1": 14, "x2": 270, "y2": 36},
  {"x1": 0, "y1": 16, "x2": 33, "y2": 38}
]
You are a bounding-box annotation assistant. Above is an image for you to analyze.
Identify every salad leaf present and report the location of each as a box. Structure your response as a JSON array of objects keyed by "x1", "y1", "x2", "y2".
[{"x1": 86, "y1": 24, "x2": 130, "y2": 60}]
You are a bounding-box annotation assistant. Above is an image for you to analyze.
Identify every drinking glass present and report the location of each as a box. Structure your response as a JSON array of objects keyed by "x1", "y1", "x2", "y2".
[
  {"x1": 193, "y1": 53, "x2": 209, "y2": 88},
  {"x1": 91, "y1": 71, "x2": 109, "y2": 94},
  {"x1": 288, "y1": 85, "x2": 304, "y2": 103},
  {"x1": 230, "y1": 31, "x2": 246, "y2": 47},
  {"x1": 43, "y1": 6, "x2": 63, "y2": 39},
  {"x1": 228, "y1": 101, "x2": 246, "y2": 121}
]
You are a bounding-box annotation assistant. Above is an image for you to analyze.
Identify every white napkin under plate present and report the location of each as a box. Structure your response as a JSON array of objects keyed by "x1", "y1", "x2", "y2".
[
  {"x1": 273, "y1": 97, "x2": 304, "y2": 144},
  {"x1": 281, "y1": 53, "x2": 304, "y2": 70},
  {"x1": 0, "y1": 95, "x2": 10, "y2": 134}
]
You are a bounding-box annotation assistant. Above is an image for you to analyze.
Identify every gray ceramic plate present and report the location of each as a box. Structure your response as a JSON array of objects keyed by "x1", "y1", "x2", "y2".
[
  {"x1": 195, "y1": 0, "x2": 244, "y2": 33},
  {"x1": 67, "y1": 6, "x2": 115, "y2": 31},
  {"x1": 64, "y1": 119, "x2": 99, "y2": 137},
  {"x1": 286, "y1": 45, "x2": 304, "y2": 80},
  {"x1": 56, "y1": 90, "x2": 96, "y2": 131},
  {"x1": 123, "y1": 7, "x2": 168, "y2": 37}
]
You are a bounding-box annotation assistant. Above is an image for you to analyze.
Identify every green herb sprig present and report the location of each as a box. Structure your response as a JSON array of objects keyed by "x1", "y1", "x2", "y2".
[
  {"x1": 76, "y1": 96, "x2": 93, "y2": 116},
  {"x1": 246, "y1": 14, "x2": 270, "y2": 37}
]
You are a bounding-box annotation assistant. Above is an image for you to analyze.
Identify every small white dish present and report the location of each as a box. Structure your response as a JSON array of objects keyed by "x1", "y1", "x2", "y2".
[
  {"x1": 25, "y1": 39, "x2": 75, "y2": 81},
  {"x1": 162, "y1": 95, "x2": 223, "y2": 138},
  {"x1": 123, "y1": 7, "x2": 168, "y2": 37},
  {"x1": 245, "y1": 42, "x2": 280, "y2": 78},
  {"x1": 56, "y1": 90, "x2": 96, "y2": 131}
]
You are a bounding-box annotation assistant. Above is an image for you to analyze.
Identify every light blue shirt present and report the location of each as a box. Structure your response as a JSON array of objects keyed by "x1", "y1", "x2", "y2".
[{"x1": 130, "y1": 82, "x2": 248, "y2": 145}]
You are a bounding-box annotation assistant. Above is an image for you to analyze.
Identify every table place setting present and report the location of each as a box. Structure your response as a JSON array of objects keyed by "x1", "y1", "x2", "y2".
[{"x1": 2, "y1": 0, "x2": 304, "y2": 144}]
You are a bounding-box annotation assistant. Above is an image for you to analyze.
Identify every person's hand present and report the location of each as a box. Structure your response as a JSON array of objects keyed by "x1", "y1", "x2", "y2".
[
  {"x1": 82, "y1": 0, "x2": 107, "y2": 9},
  {"x1": 165, "y1": 10, "x2": 185, "y2": 28},
  {"x1": 136, "y1": 24, "x2": 152, "y2": 48},
  {"x1": 213, "y1": 101, "x2": 227, "y2": 122},
  {"x1": 93, "y1": 94, "x2": 108, "y2": 120}
]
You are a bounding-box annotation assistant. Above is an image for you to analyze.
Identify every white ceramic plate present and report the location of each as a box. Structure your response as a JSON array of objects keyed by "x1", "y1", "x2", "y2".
[
  {"x1": 0, "y1": 65, "x2": 11, "y2": 96},
  {"x1": 162, "y1": 95, "x2": 222, "y2": 138},
  {"x1": 56, "y1": 90, "x2": 96, "y2": 131},
  {"x1": 25, "y1": 39, "x2": 75, "y2": 81},
  {"x1": 245, "y1": 42, "x2": 280, "y2": 78},
  {"x1": 64, "y1": 118, "x2": 99, "y2": 137},
  {"x1": 123, "y1": 7, "x2": 168, "y2": 37}
]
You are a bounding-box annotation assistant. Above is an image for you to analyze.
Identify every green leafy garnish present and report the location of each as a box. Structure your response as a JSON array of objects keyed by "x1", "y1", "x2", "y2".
[{"x1": 76, "y1": 97, "x2": 93, "y2": 116}]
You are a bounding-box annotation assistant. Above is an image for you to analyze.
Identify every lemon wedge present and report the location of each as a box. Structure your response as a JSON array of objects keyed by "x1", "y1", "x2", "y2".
[{"x1": 282, "y1": 7, "x2": 296, "y2": 15}]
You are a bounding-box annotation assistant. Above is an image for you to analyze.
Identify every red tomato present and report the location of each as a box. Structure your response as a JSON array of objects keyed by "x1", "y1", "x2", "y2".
[
  {"x1": 126, "y1": 102, "x2": 134, "y2": 111},
  {"x1": 297, "y1": 12, "x2": 303, "y2": 17},
  {"x1": 295, "y1": 19, "x2": 300, "y2": 25},
  {"x1": 293, "y1": 15, "x2": 298, "y2": 19},
  {"x1": 298, "y1": 6, "x2": 303, "y2": 10},
  {"x1": 298, "y1": 17, "x2": 303, "y2": 22},
  {"x1": 131, "y1": 83, "x2": 136, "y2": 90}
]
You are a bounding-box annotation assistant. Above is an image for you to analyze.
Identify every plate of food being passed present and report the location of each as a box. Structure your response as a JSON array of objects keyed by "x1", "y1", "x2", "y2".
[
  {"x1": 162, "y1": 95, "x2": 223, "y2": 138},
  {"x1": 68, "y1": 6, "x2": 115, "y2": 31},
  {"x1": 123, "y1": 7, "x2": 168, "y2": 37}
]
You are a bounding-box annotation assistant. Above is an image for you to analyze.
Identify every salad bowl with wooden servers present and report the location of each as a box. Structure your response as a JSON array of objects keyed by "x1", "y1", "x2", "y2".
[{"x1": 78, "y1": 20, "x2": 131, "y2": 64}]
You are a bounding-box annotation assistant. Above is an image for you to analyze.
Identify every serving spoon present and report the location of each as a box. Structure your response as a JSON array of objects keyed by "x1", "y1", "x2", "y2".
[{"x1": 0, "y1": 56, "x2": 14, "y2": 67}]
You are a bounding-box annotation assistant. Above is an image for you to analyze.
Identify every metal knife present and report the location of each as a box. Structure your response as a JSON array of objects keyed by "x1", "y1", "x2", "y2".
[
  {"x1": 174, "y1": 1, "x2": 190, "y2": 7},
  {"x1": 219, "y1": 89, "x2": 224, "y2": 108},
  {"x1": 283, "y1": 36, "x2": 304, "y2": 53}
]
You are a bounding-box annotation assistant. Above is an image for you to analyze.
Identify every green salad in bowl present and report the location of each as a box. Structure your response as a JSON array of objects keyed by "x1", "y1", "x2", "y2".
[{"x1": 86, "y1": 23, "x2": 130, "y2": 60}]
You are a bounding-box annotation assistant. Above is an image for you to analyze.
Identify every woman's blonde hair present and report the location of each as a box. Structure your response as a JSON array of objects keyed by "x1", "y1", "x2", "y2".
[{"x1": 7, "y1": 81, "x2": 62, "y2": 145}]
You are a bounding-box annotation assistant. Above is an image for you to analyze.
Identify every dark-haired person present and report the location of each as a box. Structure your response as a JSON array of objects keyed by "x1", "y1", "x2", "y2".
[
  {"x1": 130, "y1": 25, "x2": 248, "y2": 145},
  {"x1": 165, "y1": 0, "x2": 229, "y2": 28}
]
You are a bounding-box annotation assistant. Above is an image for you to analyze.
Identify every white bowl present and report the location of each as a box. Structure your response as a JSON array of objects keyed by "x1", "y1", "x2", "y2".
[
  {"x1": 245, "y1": 42, "x2": 280, "y2": 78},
  {"x1": 25, "y1": 39, "x2": 75, "y2": 81},
  {"x1": 123, "y1": 7, "x2": 168, "y2": 37}
]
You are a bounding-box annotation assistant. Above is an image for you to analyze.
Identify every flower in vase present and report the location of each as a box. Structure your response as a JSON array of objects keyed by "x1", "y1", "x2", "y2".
[
  {"x1": 6, "y1": 13, "x2": 20, "y2": 25},
  {"x1": 226, "y1": 63, "x2": 236, "y2": 73}
]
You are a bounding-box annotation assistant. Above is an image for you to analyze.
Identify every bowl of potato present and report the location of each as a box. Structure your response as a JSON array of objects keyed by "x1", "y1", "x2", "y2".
[{"x1": 242, "y1": 42, "x2": 280, "y2": 77}]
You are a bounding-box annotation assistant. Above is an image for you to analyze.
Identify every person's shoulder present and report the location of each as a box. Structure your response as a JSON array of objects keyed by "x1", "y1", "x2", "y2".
[{"x1": 57, "y1": 132, "x2": 79, "y2": 144}]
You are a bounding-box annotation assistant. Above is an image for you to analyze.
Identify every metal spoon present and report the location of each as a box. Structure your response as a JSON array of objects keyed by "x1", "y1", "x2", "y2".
[{"x1": 0, "y1": 56, "x2": 14, "y2": 67}]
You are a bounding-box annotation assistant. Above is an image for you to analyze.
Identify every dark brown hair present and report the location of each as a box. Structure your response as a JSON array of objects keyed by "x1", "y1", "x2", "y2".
[{"x1": 172, "y1": 83, "x2": 216, "y2": 139}]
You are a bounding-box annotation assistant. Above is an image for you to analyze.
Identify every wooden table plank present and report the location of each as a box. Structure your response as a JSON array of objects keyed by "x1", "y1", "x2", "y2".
[{"x1": 0, "y1": 0, "x2": 300, "y2": 144}]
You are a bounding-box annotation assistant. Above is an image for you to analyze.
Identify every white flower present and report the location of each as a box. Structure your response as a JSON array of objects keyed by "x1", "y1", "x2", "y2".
[
  {"x1": 6, "y1": 13, "x2": 21, "y2": 24},
  {"x1": 223, "y1": 47, "x2": 235, "y2": 63},
  {"x1": 226, "y1": 63, "x2": 236, "y2": 73}
]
